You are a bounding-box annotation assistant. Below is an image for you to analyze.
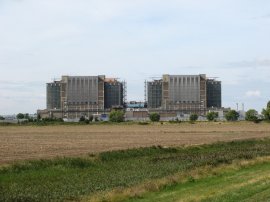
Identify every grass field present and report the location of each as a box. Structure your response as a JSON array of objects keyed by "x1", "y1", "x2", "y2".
[
  {"x1": 1, "y1": 122, "x2": 270, "y2": 165},
  {"x1": 1, "y1": 139, "x2": 270, "y2": 201},
  {"x1": 125, "y1": 159, "x2": 270, "y2": 202}
]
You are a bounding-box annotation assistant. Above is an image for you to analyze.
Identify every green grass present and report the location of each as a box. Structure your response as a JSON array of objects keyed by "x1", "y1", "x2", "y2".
[
  {"x1": 1, "y1": 139, "x2": 270, "y2": 201},
  {"x1": 126, "y1": 160, "x2": 270, "y2": 202}
]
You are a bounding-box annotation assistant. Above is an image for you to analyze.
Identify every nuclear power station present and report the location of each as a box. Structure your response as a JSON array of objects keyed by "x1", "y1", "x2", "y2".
[{"x1": 39, "y1": 74, "x2": 222, "y2": 120}]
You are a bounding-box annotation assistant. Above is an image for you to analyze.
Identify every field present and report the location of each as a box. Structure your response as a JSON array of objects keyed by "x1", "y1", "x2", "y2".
[
  {"x1": 126, "y1": 158, "x2": 270, "y2": 202},
  {"x1": 1, "y1": 122, "x2": 270, "y2": 165},
  {"x1": 2, "y1": 139, "x2": 270, "y2": 201}
]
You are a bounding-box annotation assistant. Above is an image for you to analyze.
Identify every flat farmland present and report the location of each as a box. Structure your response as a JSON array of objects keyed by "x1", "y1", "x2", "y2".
[{"x1": 1, "y1": 122, "x2": 270, "y2": 165}]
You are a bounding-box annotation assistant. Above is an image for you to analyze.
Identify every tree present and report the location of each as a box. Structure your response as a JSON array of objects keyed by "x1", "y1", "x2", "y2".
[
  {"x1": 79, "y1": 116, "x2": 85, "y2": 122},
  {"x1": 267, "y1": 101, "x2": 270, "y2": 109},
  {"x1": 189, "y1": 113, "x2": 198, "y2": 122},
  {"x1": 262, "y1": 101, "x2": 270, "y2": 121},
  {"x1": 206, "y1": 112, "x2": 218, "y2": 121},
  {"x1": 16, "y1": 113, "x2": 24, "y2": 119},
  {"x1": 149, "y1": 113, "x2": 160, "y2": 122},
  {"x1": 109, "y1": 110, "x2": 125, "y2": 122},
  {"x1": 0, "y1": 116, "x2": 5, "y2": 120},
  {"x1": 225, "y1": 110, "x2": 239, "y2": 121},
  {"x1": 245, "y1": 109, "x2": 258, "y2": 122}
]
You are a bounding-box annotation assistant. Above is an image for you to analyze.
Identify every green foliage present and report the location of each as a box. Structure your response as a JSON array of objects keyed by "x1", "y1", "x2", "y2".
[
  {"x1": 16, "y1": 113, "x2": 25, "y2": 119},
  {"x1": 245, "y1": 109, "x2": 258, "y2": 122},
  {"x1": 0, "y1": 116, "x2": 5, "y2": 120},
  {"x1": 128, "y1": 161, "x2": 270, "y2": 202},
  {"x1": 206, "y1": 112, "x2": 218, "y2": 121},
  {"x1": 149, "y1": 113, "x2": 160, "y2": 122},
  {"x1": 2, "y1": 139, "x2": 270, "y2": 201},
  {"x1": 262, "y1": 101, "x2": 270, "y2": 121},
  {"x1": 138, "y1": 122, "x2": 149, "y2": 125},
  {"x1": 189, "y1": 113, "x2": 198, "y2": 122},
  {"x1": 267, "y1": 101, "x2": 270, "y2": 109},
  {"x1": 225, "y1": 110, "x2": 239, "y2": 121},
  {"x1": 79, "y1": 116, "x2": 86, "y2": 122},
  {"x1": 262, "y1": 108, "x2": 270, "y2": 121},
  {"x1": 109, "y1": 110, "x2": 125, "y2": 122}
]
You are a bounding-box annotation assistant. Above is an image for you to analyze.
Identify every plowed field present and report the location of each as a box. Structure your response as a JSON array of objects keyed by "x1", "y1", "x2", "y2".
[{"x1": 1, "y1": 122, "x2": 270, "y2": 165}]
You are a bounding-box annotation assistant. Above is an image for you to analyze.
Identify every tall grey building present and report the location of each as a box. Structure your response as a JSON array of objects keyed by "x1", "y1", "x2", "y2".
[
  {"x1": 147, "y1": 74, "x2": 207, "y2": 114},
  {"x1": 46, "y1": 81, "x2": 61, "y2": 110},
  {"x1": 104, "y1": 78, "x2": 124, "y2": 109},
  {"x1": 207, "y1": 79, "x2": 222, "y2": 108},
  {"x1": 162, "y1": 74, "x2": 207, "y2": 114},
  {"x1": 60, "y1": 75, "x2": 105, "y2": 113},
  {"x1": 147, "y1": 80, "x2": 162, "y2": 109},
  {"x1": 45, "y1": 75, "x2": 125, "y2": 119}
]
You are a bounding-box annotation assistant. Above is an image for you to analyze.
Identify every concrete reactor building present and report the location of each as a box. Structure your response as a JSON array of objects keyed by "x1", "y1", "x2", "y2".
[
  {"x1": 147, "y1": 74, "x2": 221, "y2": 115},
  {"x1": 41, "y1": 75, "x2": 125, "y2": 119}
]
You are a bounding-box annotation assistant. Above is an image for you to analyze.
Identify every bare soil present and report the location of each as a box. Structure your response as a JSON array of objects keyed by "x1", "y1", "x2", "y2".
[{"x1": 1, "y1": 122, "x2": 270, "y2": 165}]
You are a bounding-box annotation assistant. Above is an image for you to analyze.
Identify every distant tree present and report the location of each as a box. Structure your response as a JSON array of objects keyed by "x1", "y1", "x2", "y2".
[
  {"x1": 16, "y1": 113, "x2": 24, "y2": 119},
  {"x1": 149, "y1": 113, "x2": 160, "y2": 122},
  {"x1": 206, "y1": 112, "x2": 218, "y2": 121},
  {"x1": 79, "y1": 116, "x2": 86, "y2": 122},
  {"x1": 262, "y1": 101, "x2": 270, "y2": 121},
  {"x1": 109, "y1": 110, "x2": 125, "y2": 122},
  {"x1": 245, "y1": 109, "x2": 258, "y2": 122},
  {"x1": 24, "y1": 113, "x2": 30, "y2": 119},
  {"x1": 267, "y1": 101, "x2": 270, "y2": 109},
  {"x1": 225, "y1": 110, "x2": 239, "y2": 121},
  {"x1": 189, "y1": 113, "x2": 198, "y2": 122},
  {"x1": 0, "y1": 116, "x2": 5, "y2": 120}
]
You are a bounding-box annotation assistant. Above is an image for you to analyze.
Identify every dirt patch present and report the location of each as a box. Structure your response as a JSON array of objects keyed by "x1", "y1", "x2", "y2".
[{"x1": 1, "y1": 122, "x2": 270, "y2": 165}]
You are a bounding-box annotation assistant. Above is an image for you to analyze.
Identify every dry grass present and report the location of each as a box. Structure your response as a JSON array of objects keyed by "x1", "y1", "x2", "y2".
[{"x1": 1, "y1": 122, "x2": 270, "y2": 165}]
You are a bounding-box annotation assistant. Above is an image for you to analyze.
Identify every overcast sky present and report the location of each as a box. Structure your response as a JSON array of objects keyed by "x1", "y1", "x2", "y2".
[{"x1": 0, "y1": 0, "x2": 270, "y2": 114}]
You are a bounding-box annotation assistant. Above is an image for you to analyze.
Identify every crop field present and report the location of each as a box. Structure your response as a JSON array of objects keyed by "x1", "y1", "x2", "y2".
[
  {"x1": 1, "y1": 122, "x2": 270, "y2": 165},
  {"x1": 1, "y1": 139, "x2": 270, "y2": 201}
]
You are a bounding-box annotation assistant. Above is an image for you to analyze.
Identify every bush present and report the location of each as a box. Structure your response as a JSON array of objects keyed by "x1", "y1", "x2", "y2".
[
  {"x1": 245, "y1": 109, "x2": 258, "y2": 122},
  {"x1": 138, "y1": 122, "x2": 149, "y2": 125},
  {"x1": 109, "y1": 110, "x2": 125, "y2": 122},
  {"x1": 206, "y1": 112, "x2": 218, "y2": 121},
  {"x1": 225, "y1": 110, "x2": 239, "y2": 121},
  {"x1": 149, "y1": 113, "x2": 160, "y2": 122},
  {"x1": 79, "y1": 116, "x2": 86, "y2": 122},
  {"x1": 16, "y1": 113, "x2": 25, "y2": 119},
  {"x1": 189, "y1": 113, "x2": 198, "y2": 122}
]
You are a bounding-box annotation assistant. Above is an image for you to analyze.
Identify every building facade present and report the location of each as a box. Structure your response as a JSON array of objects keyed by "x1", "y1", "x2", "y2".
[
  {"x1": 147, "y1": 80, "x2": 162, "y2": 109},
  {"x1": 207, "y1": 79, "x2": 222, "y2": 108},
  {"x1": 104, "y1": 78, "x2": 124, "y2": 109},
  {"x1": 147, "y1": 74, "x2": 207, "y2": 114},
  {"x1": 46, "y1": 81, "x2": 61, "y2": 110},
  {"x1": 43, "y1": 75, "x2": 124, "y2": 119}
]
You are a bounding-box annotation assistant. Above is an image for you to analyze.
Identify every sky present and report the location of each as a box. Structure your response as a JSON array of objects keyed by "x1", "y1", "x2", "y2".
[{"x1": 0, "y1": 0, "x2": 270, "y2": 114}]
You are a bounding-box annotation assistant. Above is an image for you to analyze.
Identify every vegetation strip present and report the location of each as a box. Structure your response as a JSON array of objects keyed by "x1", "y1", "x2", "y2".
[
  {"x1": 124, "y1": 158, "x2": 270, "y2": 202},
  {"x1": 91, "y1": 157, "x2": 270, "y2": 202},
  {"x1": 2, "y1": 139, "x2": 270, "y2": 201}
]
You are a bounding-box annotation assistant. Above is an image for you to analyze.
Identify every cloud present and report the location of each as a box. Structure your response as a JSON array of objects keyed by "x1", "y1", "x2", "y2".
[
  {"x1": 227, "y1": 59, "x2": 270, "y2": 68},
  {"x1": 245, "y1": 90, "x2": 261, "y2": 98}
]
